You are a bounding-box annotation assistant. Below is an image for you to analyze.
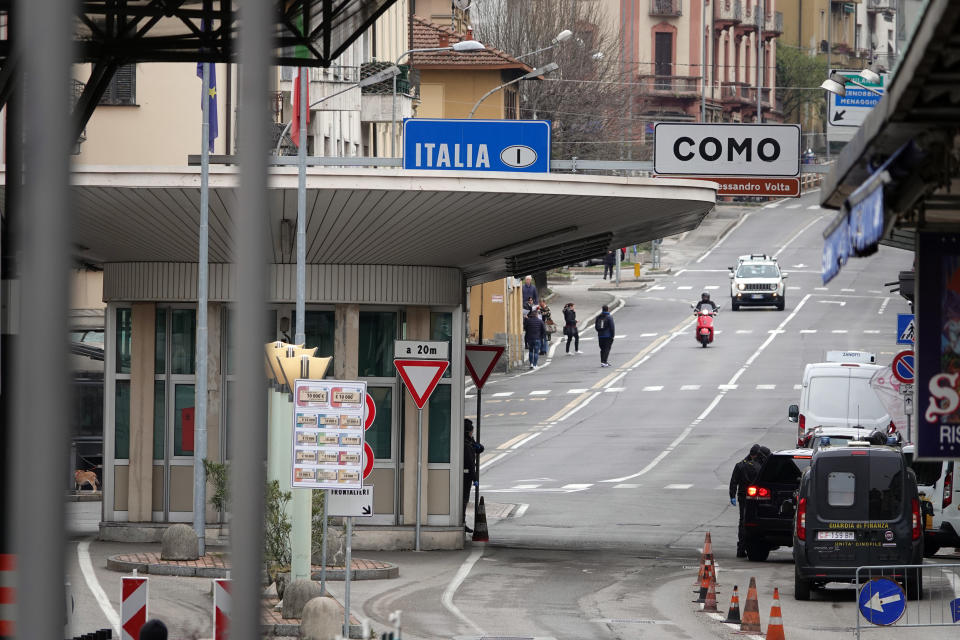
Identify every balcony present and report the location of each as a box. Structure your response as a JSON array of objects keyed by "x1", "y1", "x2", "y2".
[
  {"x1": 641, "y1": 74, "x2": 701, "y2": 97},
  {"x1": 715, "y1": 0, "x2": 742, "y2": 27},
  {"x1": 764, "y1": 11, "x2": 783, "y2": 36},
  {"x1": 736, "y1": 4, "x2": 762, "y2": 32},
  {"x1": 649, "y1": 0, "x2": 682, "y2": 17},
  {"x1": 867, "y1": 0, "x2": 896, "y2": 12},
  {"x1": 720, "y1": 82, "x2": 755, "y2": 105}
]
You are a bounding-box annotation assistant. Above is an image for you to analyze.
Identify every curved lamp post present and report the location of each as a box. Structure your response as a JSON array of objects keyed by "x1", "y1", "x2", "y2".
[
  {"x1": 820, "y1": 71, "x2": 883, "y2": 98},
  {"x1": 392, "y1": 40, "x2": 485, "y2": 155},
  {"x1": 515, "y1": 29, "x2": 573, "y2": 60},
  {"x1": 468, "y1": 62, "x2": 559, "y2": 119}
]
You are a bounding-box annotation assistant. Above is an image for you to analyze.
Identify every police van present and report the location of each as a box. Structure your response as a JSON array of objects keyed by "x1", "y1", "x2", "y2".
[
  {"x1": 788, "y1": 351, "x2": 891, "y2": 446},
  {"x1": 728, "y1": 253, "x2": 787, "y2": 311}
]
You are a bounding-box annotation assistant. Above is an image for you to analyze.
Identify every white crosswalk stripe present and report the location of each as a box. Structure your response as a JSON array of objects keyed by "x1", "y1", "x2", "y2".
[
  {"x1": 800, "y1": 329, "x2": 817, "y2": 334},
  {"x1": 678, "y1": 286, "x2": 693, "y2": 290},
  {"x1": 651, "y1": 285, "x2": 665, "y2": 290},
  {"x1": 664, "y1": 484, "x2": 694, "y2": 490},
  {"x1": 736, "y1": 329, "x2": 753, "y2": 334},
  {"x1": 568, "y1": 388, "x2": 589, "y2": 394},
  {"x1": 832, "y1": 329, "x2": 849, "y2": 334},
  {"x1": 807, "y1": 205, "x2": 821, "y2": 210},
  {"x1": 640, "y1": 332, "x2": 658, "y2": 337},
  {"x1": 561, "y1": 484, "x2": 593, "y2": 490},
  {"x1": 788, "y1": 286, "x2": 801, "y2": 290},
  {"x1": 529, "y1": 390, "x2": 551, "y2": 395},
  {"x1": 718, "y1": 384, "x2": 738, "y2": 390},
  {"x1": 705, "y1": 285, "x2": 720, "y2": 290},
  {"x1": 815, "y1": 287, "x2": 828, "y2": 291},
  {"x1": 643, "y1": 386, "x2": 664, "y2": 391},
  {"x1": 492, "y1": 392, "x2": 514, "y2": 397},
  {"x1": 756, "y1": 384, "x2": 776, "y2": 390},
  {"x1": 614, "y1": 483, "x2": 642, "y2": 489},
  {"x1": 794, "y1": 384, "x2": 803, "y2": 390},
  {"x1": 786, "y1": 204, "x2": 802, "y2": 209},
  {"x1": 605, "y1": 387, "x2": 625, "y2": 393},
  {"x1": 863, "y1": 330, "x2": 881, "y2": 334},
  {"x1": 681, "y1": 385, "x2": 701, "y2": 391},
  {"x1": 841, "y1": 288, "x2": 855, "y2": 292}
]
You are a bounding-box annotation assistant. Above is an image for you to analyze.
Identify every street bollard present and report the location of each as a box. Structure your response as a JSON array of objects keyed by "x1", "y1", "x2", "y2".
[{"x1": 120, "y1": 575, "x2": 148, "y2": 640}]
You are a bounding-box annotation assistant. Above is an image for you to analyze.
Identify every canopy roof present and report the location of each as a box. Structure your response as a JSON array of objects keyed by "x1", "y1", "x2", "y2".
[{"x1": 40, "y1": 167, "x2": 716, "y2": 285}]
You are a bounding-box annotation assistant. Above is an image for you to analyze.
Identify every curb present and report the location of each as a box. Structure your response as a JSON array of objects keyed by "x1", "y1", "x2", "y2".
[
  {"x1": 263, "y1": 622, "x2": 364, "y2": 638},
  {"x1": 106, "y1": 555, "x2": 399, "y2": 581}
]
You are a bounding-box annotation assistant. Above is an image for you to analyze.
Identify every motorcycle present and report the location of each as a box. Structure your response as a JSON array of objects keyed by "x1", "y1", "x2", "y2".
[{"x1": 691, "y1": 304, "x2": 719, "y2": 347}]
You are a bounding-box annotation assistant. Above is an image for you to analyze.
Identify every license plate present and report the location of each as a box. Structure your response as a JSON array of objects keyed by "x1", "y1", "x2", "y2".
[
  {"x1": 751, "y1": 294, "x2": 764, "y2": 300},
  {"x1": 817, "y1": 530, "x2": 854, "y2": 541}
]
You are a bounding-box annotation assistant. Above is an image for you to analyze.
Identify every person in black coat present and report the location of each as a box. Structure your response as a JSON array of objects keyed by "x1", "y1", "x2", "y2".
[
  {"x1": 463, "y1": 419, "x2": 484, "y2": 533},
  {"x1": 729, "y1": 444, "x2": 763, "y2": 557},
  {"x1": 562, "y1": 302, "x2": 581, "y2": 354},
  {"x1": 524, "y1": 309, "x2": 546, "y2": 369},
  {"x1": 603, "y1": 249, "x2": 616, "y2": 280}
]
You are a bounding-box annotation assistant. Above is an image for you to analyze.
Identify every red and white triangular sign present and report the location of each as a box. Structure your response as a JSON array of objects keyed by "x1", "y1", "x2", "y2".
[
  {"x1": 465, "y1": 345, "x2": 505, "y2": 390},
  {"x1": 394, "y1": 359, "x2": 449, "y2": 409}
]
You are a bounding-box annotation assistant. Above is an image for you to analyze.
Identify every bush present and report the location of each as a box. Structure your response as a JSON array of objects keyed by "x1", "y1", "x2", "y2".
[
  {"x1": 202, "y1": 459, "x2": 230, "y2": 517},
  {"x1": 264, "y1": 479, "x2": 292, "y2": 573}
]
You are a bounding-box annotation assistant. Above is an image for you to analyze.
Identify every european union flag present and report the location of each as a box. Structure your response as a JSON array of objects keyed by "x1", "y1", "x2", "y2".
[
  {"x1": 950, "y1": 597, "x2": 960, "y2": 623},
  {"x1": 196, "y1": 62, "x2": 218, "y2": 153}
]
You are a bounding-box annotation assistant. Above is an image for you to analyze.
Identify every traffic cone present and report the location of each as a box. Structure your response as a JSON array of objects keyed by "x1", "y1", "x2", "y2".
[
  {"x1": 724, "y1": 584, "x2": 742, "y2": 624},
  {"x1": 702, "y1": 573, "x2": 719, "y2": 613},
  {"x1": 694, "y1": 557, "x2": 714, "y2": 603},
  {"x1": 472, "y1": 496, "x2": 489, "y2": 542},
  {"x1": 694, "y1": 532, "x2": 712, "y2": 584},
  {"x1": 740, "y1": 576, "x2": 762, "y2": 633},
  {"x1": 765, "y1": 587, "x2": 785, "y2": 640}
]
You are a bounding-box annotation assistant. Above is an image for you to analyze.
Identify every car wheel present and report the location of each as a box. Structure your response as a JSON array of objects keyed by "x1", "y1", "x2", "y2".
[
  {"x1": 906, "y1": 568, "x2": 923, "y2": 600},
  {"x1": 794, "y1": 567, "x2": 811, "y2": 601},
  {"x1": 731, "y1": 298, "x2": 740, "y2": 311},
  {"x1": 777, "y1": 297, "x2": 785, "y2": 311},
  {"x1": 746, "y1": 543, "x2": 770, "y2": 562}
]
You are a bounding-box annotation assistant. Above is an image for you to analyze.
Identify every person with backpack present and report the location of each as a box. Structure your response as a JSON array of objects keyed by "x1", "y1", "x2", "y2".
[{"x1": 594, "y1": 304, "x2": 615, "y2": 367}]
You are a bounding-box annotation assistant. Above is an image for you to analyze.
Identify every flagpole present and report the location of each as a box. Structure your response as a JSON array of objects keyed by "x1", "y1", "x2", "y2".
[
  {"x1": 194, "y1": 61, "x2": 211, "y2": 555},
  {"x1": 296, "y1": 67, "x2": 307, "y2": 347}
]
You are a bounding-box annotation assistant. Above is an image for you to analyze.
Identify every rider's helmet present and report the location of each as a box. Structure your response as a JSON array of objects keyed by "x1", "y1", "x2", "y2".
[{"x1": 701, "y1": 292, "x2": 710, "y2": 302}]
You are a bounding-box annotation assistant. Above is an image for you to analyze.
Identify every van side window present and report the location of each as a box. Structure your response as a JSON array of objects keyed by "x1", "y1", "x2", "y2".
[{"x1": 827, "y1": 471, "x2": 856, "y2": 506}]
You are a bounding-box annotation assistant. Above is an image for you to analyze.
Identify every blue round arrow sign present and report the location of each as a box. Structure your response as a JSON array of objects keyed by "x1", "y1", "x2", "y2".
[{"x1": 858, "y1": 578, "x2": 906, "y2": 626}]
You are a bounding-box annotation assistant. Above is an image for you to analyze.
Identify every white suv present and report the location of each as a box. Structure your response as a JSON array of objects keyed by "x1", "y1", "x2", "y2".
[{"x1": 729, "y1": 253, "x2": 787, "y2": 311}]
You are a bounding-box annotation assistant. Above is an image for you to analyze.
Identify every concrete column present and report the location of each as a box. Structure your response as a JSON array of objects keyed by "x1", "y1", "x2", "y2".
[
  {"x1": 334, "y1": 304, "x2": 359, "y2": 379},
  {"x1": 402, "y1": 306, "x2": 431, "y2": 525},
  {"x1": 128, "y1": 303, "x2": 156, "y2": 522}
]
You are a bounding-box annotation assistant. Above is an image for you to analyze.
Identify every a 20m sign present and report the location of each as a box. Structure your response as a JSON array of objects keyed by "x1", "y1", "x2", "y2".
[{"x1": 654, "y1": 123, "x2": 801, "y2": 177}]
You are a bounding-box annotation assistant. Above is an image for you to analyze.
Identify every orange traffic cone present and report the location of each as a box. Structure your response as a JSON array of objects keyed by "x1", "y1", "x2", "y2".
[
  {"x1": 702, "y1": 573, "x2": 719, "y2": 613},
  {"x1": 694, "y1": 532, "x2": 712, "y2": 584},
  {"x1": 472, "y1": 496, "x2": 489, "y2": 542},
  {"x1": 765, "y1": 587, "x2": 785, "y2": 640},
  {"x1": 724, "y1": 585, "x2": 742, "y2": 624},
  {"x1": 740, "y1": 576, "x2": 762, "y2": 633},
  {"x1": 694, "y1": 557, "x2": 714, "y2": 603}
]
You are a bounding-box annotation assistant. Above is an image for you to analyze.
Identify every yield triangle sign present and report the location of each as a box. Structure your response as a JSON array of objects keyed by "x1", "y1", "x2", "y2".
[
  {"x1": 394, "y1": 359, "x2": 449, "y2": 409},
  {"x1": 465, "y1": 344, "x2": 505, "y2": 389}
]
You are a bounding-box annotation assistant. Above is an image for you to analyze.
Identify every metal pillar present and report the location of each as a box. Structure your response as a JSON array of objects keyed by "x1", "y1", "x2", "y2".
[
  {"x1": 415, "y1": 408, "x2": 424, "y2": 551},
  {"x1": 231, "y1": 1, "x2": 270, "y2": 638}
]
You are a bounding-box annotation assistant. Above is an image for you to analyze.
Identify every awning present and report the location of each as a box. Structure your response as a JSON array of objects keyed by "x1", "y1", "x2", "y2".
[{"x1": 21, "y1": 166, "x2": 717, "y2": 286}]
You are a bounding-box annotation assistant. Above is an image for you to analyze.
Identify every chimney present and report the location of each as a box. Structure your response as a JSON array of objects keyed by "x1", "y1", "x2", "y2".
[
  {"x1": 438, "y1": 33, "x2": 450, "y2": 48},
  {"x1": 466, "y1": 28, "x2": 475, "y2": 41}
]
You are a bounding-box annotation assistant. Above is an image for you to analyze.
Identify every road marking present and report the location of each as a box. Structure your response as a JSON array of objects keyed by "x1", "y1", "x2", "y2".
[
  {"x1": 674, "y1": 269, "x2": 687, "y2": 276},
  {"x1": 568, "y1": 388, "x2": 589, "y2": 394},
  {"x1": 681, "y1": 385, "x2": 701, "y2": 391},
  {"x1": 841, "y1": 288, "x2": 856, "y2": 292},
  {"x1": 492, "y1": 392, "x2": 514, "y2": 397},
  {"x1": 562, "y1": 484, "x2": 593, "y2": 490},
  {"x1": 697, "y1": 212, "x2": 751, "y2": 263},
  {"x1": 604, "y1": 387, "x2": 625, "y2": 393},
  {"x1": 714, "y1": 484, "x2": 727, "y2": 490},
  {"x1": 786, "y1": 203, "x2": 802, "y2": 209},
  {"x1": 832, "y1": 329, "x2": 848, "y2": 334},
  {"x1": 650, "y1": 285, "x2": 665, "y2": 290},
  {"x1": 498, "y1": 433, "x2": 531, "y2": 450},
  {"x1": 677, "y1": 286, "x2": 693, "y2": 290},
  {"x1": 512, "y1": 432, "x2": 542, "y2": 448},
  {"x1": 794, "y1": 384, "x2": 802, "y2": 390},
  {"x1": 864, "y1": 329, "x2": 881, "y2": 334},
  {"x1": 718, "y1": 384, "x2": 738, "y2": 390},
  {"x1": 614, "y1": 484, "x2": 642, "y2": 489},
  {"x1": 800, "y1": 329, "x2": 817, "y2": 334},
  {"x1": 807, "y1": 204, "x2": 821, "y2": 210},
  {"x1": 442, "y1": 548, "x2": 486, "y2": 636},
  {"x1": 512, "y1": 484, "x2": 541, "y2": 489},
  {"x1": 768, "y1": 329, "x2": 785, "y2": 334},
  {"x1": 774, "y1": 215, "x2": 825, "y2": 259},
  {"x1": 736, "y1": 329, "x2": 753, "y2": 334},
  {"x1": 556, "y1": 391, "x2": 602, "y2": 422},
  {"x1": 879, "y1": 296, "x2": 891, "y2": 315},
  {"x1": 788, "y1": 286, "x2": 801, "y2": 290},
  {"x1": 757, "y1": 384, "x2": 776, "y2": 390},
  {"x1": 868, "y1": 289, "x2": 882, "y2": 294},
  {"x1": 479, "y1": 452, "x2": 507, "y2": 469},
  {"x1": 640, "y1": 332, "x2": 658, "y2": 337},
  {"x1": 815, "y1": 287, "x2": 828, "y2": 291},
  {"x1": 665, "y1": 483, "x2": 693, "y2": 490},
  {"x1": 643, "y1": 386, "x2": 664, "y2": 391},
  {"x1": 529, "y1": 390, "x2": 551, "y2": 395},
  {"x1": 78, "y1": 540, "x2": 121, "y2": 638},
  {"x1": 705, "y1": 285, "x2": 720, "y2": 290},
  {"x1": 764, "y1": 201, "x2": 781, "y2": 208}
]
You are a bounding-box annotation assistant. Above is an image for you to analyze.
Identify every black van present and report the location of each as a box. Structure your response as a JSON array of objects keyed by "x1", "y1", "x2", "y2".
[
  {"x1": 792, "y1": 444, "x2": 924, "y2": 600},
  {"x1": 742, "y1": 449, "x2": 812, "y2": 561}
]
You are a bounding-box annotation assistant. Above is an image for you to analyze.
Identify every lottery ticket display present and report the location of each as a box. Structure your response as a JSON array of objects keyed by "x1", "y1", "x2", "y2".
[{"x1": 292, "y1": 379, "x2": 367, "y2": 489}]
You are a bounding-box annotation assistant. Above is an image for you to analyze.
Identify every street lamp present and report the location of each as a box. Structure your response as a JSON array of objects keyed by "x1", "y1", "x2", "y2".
[
  {"x1": 392, "y1": 40, "x2": 486, "y2": 156},
  {"x1": 274, "y1": 65, "x2": 401, "y2": 155},
  {"x1": 820, "y1": 71, "x2": 883, "y2": 98},
  {"x1": 515, "y1": 29, "x2": 573, "y2": 60},
  {"x1": 468, "y1": 62, "x2": 559, "y2": 119}
]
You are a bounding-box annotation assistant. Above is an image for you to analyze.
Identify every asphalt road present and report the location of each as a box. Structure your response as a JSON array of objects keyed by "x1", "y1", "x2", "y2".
[{"x1": 345, "y1": 190, "x2": 959, "y2": 640}]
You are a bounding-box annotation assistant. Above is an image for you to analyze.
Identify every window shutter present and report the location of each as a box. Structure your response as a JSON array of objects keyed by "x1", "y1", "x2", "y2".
[{"x1": 100, "y1": 64, "x2": 137, "y2": 105}]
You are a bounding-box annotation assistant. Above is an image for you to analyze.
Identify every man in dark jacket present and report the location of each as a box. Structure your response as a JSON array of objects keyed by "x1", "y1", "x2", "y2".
[
  {"x1": 729, "y1": 444, "x2": 762, "y2": 557},
  {"x1": 521, "y1": 275, "x2": 538, "y2": 306},
  {"x1": 524, "y1": 309, "x2": 546, "y2": 368},
  {"x1": 595, "y1": 305, "x2": 615, "y2": 367},
  {"x1": 463, "y1": 419, "x2": 484, "y2": 533},
  {"x1": 602, "y1": 250, "x2": 616, "y2": 280}
]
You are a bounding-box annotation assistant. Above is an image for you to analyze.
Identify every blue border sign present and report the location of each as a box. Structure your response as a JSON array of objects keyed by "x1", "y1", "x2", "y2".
[
  {"x1": 403, "y1": 119, "x2": 551, "y2": 173},
  {"x1": 858, "y1": 578, "x2": 906, "y2": 626},
  {"x1": 917, "y1": 232, "x2": 960, "y2": 458},
  {"x1": 897, "y1": 313, "x2": 915, "y2": 345}
]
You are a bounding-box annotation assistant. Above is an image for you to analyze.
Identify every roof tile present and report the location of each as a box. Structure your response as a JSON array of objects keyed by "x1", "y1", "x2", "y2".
[{"x1": 410, "y1": 15, "x2": 532, "y2": 71}]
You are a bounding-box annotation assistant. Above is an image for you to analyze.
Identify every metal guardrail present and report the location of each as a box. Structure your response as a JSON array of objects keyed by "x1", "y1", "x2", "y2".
[{"x1": 854, "y1": 563, "x2": 960, "y2": 638}]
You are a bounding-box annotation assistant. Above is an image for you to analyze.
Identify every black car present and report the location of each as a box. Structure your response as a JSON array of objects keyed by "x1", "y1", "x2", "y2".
[
  {"x1": 792, "y1": 444, "x2": 924, "y2": 601},
  {"x1": 742, "y1": 448, "x2": 812, "y2": 561}
]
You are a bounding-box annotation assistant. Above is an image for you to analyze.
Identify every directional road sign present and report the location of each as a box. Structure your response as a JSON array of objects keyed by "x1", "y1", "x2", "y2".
[
  {"x1": 394, "y1": 359, "x2": 449, "y2": 409},
  {"x1": 465, "y1": 344, "x2": 505, "y2": 390},
  {"x1": 897, "y1": 313, "x2": 915, "y2": 345},
  {"x1": 327, "y1": 486, "x2": 374, "y2": 517},
  {"x1": 858, "y1": 577, "x2": 906, "y2": 625},
  {"x1": 828, "y1": 69, "x2": 886, "y2": 128},
  {"x1": 653, "y1": 123, "x2": 801, "y2": 177},
  {"x1": 403, "y1": 119, "x2": 551, "y2": 173},
  {"x1": 891, "y1": 350, "x2": 915, "y2": 385}
]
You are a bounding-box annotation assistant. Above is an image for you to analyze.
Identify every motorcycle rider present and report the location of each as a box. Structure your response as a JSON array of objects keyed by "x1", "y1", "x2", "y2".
[{"x1": 694, "y1": 292, "x2": 719, "y2": 314}]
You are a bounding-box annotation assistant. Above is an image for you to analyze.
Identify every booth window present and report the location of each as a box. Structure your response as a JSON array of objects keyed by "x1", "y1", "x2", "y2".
[
  {"x1": 154, "y1": 308, "x2": 166, "y2": 373},
  {"x1": 431, "y1": 311, "x2": 453, "y2": 378},
  {"x1": 115, "y1": 380, "x2": 130, "y2": 459},
  {"x1": 170, "y1": 309, "x2": 196, "y2": 375},
  {"x1": 305, "y1": 310, "x2": 335, "y2": 370},
  {"x1": 153, "y1": 380, "x2": 165, "y2": 460},
  {"x1": 428, "y1": 384, "x2": 452, "y2": 463},
  {"x1": 116, "y1": 308, "x2": 132, "y2": 374},
  {"x1": 359, "y1": 311, "x2": 396, "y2": 377},
  {"x1": 173, "y1": 384, "x2": 196, "y2": 456}
]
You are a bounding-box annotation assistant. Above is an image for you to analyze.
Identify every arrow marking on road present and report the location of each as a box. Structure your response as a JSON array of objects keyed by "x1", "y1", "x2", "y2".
[{"x1": 866, "y1": 592, "x2": 902, "y2": 612}]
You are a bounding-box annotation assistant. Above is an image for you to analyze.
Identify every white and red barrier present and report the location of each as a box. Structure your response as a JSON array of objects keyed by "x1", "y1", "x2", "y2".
[
  {"x1": 0, "y1": 554, "x2": 14, "y2": 637},
  {"x1": 121, "y1": 575, "x2": 148, "y2": 640},
  {"x1": 213, "y1": 578, "x2": 230, "y2": 640}
]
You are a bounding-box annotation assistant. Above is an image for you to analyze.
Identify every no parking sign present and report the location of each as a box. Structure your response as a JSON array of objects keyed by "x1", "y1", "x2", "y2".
[{"x1": 891, "y1": 350, "x2": 915, "y2": 385}]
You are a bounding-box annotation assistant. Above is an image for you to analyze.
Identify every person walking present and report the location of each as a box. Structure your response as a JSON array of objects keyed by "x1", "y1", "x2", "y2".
[
  {"x1": 524, "y1": 309, "x2": 546, "y2": 369},
  {"x1": 539, "y1": 300, "x2": 554, "y2": 355},
  {"x1": 522, "y1": 275, "x2": 539, "y2": 306},
  {"x1": 602, "y1": 250, "x2": 616, "y2": 280},
  {"x1": 595, "y1": 304, "x2": 615, "y2": 367},
  {"x1": 562, "y1": 302, "x2": 581, "y2": 354},
  {"x1": 729, "y1": 444, "x2": 763, "y2": 557},
  {"x1": 463, "y1": 419, "x2": 484, "y2": 533}
]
